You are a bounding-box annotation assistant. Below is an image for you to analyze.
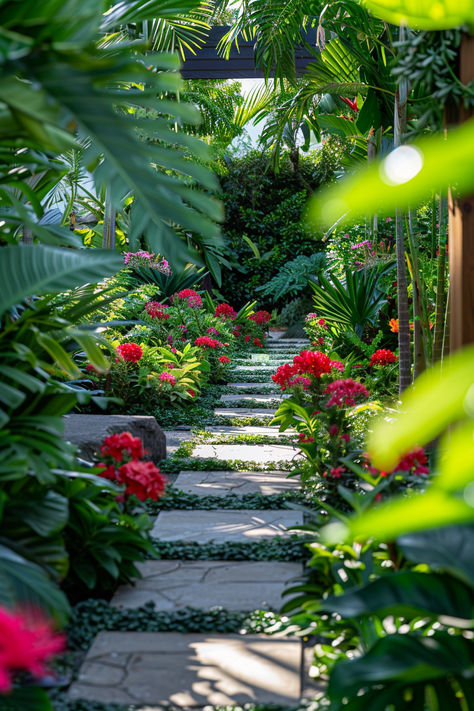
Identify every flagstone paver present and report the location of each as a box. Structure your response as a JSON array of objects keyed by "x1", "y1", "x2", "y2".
[
  {"x1": 191, "y1": 442, "x2": 299, "y2": 463},
  {"x1": 174, "y1": 469, "x2": 299, "y2": 496},
  {"x1": 151, "y1": 509, "x2": 304, "y2": 542},
  {"x1": 228, "y1": 381, "x2": 279, "y2": 389},
  {"x1": 220, "y1": 394, "x2": 287, "y2": 404},
  {"x1": 204, "y1": 425, "x2": 293, "y2": 436},
  {"x1": 235, "y1": 364, "x2": 280, "y2": 371},
  {"x1": 111, "y1": 560, "x2": 303, "y2": 611},
  {"x1": 68, "y1": 632, "x2": 313, "y2": 706},
  {"x1": 214, "y1": 407, "x2": 276, "y2": 418}
]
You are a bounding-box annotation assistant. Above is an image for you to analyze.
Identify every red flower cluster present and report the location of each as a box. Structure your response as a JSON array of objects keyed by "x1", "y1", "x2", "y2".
[
  {"x1": 0, "y1": 607, "x2": 65, "y2": 692},
  {"x1": 187, "y1": 388, "x2": 195, "y2": 398},
  {"x1": 219, "y1": 355, "x2": 231, "y2": 364},
  {"x1": 215, "y1": 303, "x2": 237, "y2": 320},
  {"x1": 248, "y1": 310, "x2": 271, "y2": 325},
  {"x1": 194, "y1": 336, "x2": 223, "y2": 349},
  {"x1": 272, "y1": 350, "x2": 332, "y2": 389},
  {"x1": 369, "y1": 349, "x2": 398, "y2": 367},
  {"x1": 116, "y1": 342, "x2": 143, "y2": 363},
  {"x1": 330, "y1": 360, "x2": 345, "y2": 372},
  {"x1": 323, "y1": 378, "x2": 369, "y2": 407},
  {"x1": 176, "y1": 289, "x2": 202, "y2": 309},
  {"x1": 323, "y1": 466, "x2": 346, "y2": 479},
  {"x1": 145, "y1": 301, "x2": 170, "y2": 320},
  {"x1": 232, "y1": 326, "x2": 241, "y2": 337},
  {"x1": 253, "y1": 337, "x2": 263, "y2": 347},
  {"x1": 299, "y1": 433, "x2": 315, "y2": 443},
  {"x1": 100, "y1": 432, "x2": 144, "y2": 462},
  {"x1": 98, "y1": 432, "x2": 167, "y2": 501},
  {"x1": 364, "y1": 447, "x2": 429, "y2": 478}
]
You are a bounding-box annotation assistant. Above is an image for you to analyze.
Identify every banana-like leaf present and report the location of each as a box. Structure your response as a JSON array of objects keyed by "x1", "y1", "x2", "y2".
[
  {"x1": 0, "y1": 246, "x2": 123, "y2": 316},
  {"x1": 362, "y1": 0, "x2": 474, "y2": 30}
]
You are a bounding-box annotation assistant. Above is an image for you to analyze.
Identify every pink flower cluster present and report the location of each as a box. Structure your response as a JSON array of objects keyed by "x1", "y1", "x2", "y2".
[
  {"x1": 365, "y1": 448, "x2": 429, "y2": 478},
  {"x1": 176, "y1": 289, "x2": 202, "y2": 309},
  {"x1": 248, "y1": 310, "x2": 271, "y2": 325},
  {"x1": 215, "y1": 303, "x2": 237, "y2": 320},
  {"x1": 159, "y1": 371, "x2": 175, "y2": 385},
  {"x1": 145, "y1": 301, "x2": 170, "y2": 320},
  {"x1": 0, "y1": 607, "x2": 65, "y2": 693},
  {"x1": 323, "y1": 378, "x2": 369, "y2": 407},
  {"x1": 194, "y1": 336, "x2": 223, "y2": 349},
  {"x1": 116, "y1": 342, "x2": 143, "y2": 363}
]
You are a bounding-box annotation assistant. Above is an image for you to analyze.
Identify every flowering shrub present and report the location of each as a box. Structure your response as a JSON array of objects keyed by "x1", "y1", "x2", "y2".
[
  {"x1": 0, "y1": 607, "x2": 65, "y2": 693},
  {"x1": 176, "y1": 288, "x2": 202, "y2": 309},
  {"x1": 145, "y1": 301, "x2": 170, "y2": 320},
  {"x1": 248, "y1": 310, "x2": 271, "y2": 325},
  {"x1": 123, "y1": 251, "x2": 170, "y2": 274},
  {"x1": 116, "y1": 342, "x2": 143, "y2": 363},
  {"x1": 219, "y1": 355, "x2": 231, "y2": 364},
  {"x1": 323, "y1": 378, "x2": 369, "y2": 408},
  {"x1": 369, "y1": 349, "x2": 397, "y2": 367},
  {"x1": 194, "y1": 336, "x2": 223, "y2": 349},
  {"x1": 304, "y1": 313, "x2": 333, "y2": 352},
  {"x1": 215, "y1": 303, "x2": 236, "y2": 320},
  {"x1": 98, "y1": 432, "x2": 167, "y2": 503}
]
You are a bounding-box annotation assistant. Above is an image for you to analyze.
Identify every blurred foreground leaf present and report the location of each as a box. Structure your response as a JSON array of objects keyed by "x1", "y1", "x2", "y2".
[{"x1": 362, "y1": 0, "x2": 474, "y2": 29}]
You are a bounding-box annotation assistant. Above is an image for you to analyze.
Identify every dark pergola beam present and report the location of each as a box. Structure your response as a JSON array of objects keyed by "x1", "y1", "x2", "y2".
[{"x1": 180, "y1": 26, "x2": 318, "y2": 80}]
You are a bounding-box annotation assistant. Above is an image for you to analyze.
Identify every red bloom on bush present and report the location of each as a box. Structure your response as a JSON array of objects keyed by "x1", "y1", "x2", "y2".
[
  {"x1": 159, "y1": 371, "x2": 175, "y2": 385},
  {"x1": 194, "y1": 336, "x2": 223, "y2": 349},
  {"x1": 323, "y1": 466, "x2": 346, "y2": 479},
  {"x1": 369, "y1": 349, "x2": 398, "y2": 367},
  {"x1": 364, "y1": 447, "x2": 429, "y2": 478},
  {"x1": 85, "y1": 363, "x2": 97, "y2": 372},
  {"x1": 323, "y1": 378, "x2": 369, "y2": 407},
  {"x1": 272, "y1": 363, "x2": 297, "y2": 389},
  {"x1": 253, "y1": 337, "x2": 263, "y2": 347},
  {"x1": 100, "y1": 432, "x2": 144, "y2": 462},
  {"x1": 187, "y1": 388, "x2": 195, "y2": 398},
  {"x1": 215, "y1": 303, "x2": 237, "y2": 320},
  {"x1": 292, "y1": 350, "x2": 332, "y2": 379},
  {"x1": 330, "y1": 360, "x2": 344, "y2": 372},
  {"x1": 116, "y1": 342, "x2": 143, "y2": 362},
  {"x1": 117, "y1": 460, "x2": 167, "y2": 501},
  {"x1": 248, "y1": 310, "x2": 271, "y2": 325},
  {"x1": 299, "y1": 433, "x2": 314, "y2": 443},
  {"x1": 0, "y1": 607, "x2": 65, "y2": 692},
  {"x1": 232, "y1": 327, "x2": 241, "y2": 337},
  {"x1": 219, "y1": 355, "x2": 231, "y2": 364},
  {"x1": 176, "y1": 289, "x2": 202, "y2": 309},
  {"x1": 145, "y1": 301, "x2": 170, "y2": 320}
]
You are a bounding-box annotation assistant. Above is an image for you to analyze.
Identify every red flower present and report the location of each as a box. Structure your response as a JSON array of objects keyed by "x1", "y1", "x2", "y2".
[
  {"x1": 323, "y1": 378, "x2": 369, "y2": 407},
  {"x1": 272, "y1": 363, "x2": 297, "y2": 389},
  {"x1": 330, "y1": 360, "x2": 344, "y2": 372},
  {"x1": 215, "y1": 303, "x2": 237, "y2": 320},
  {"x1": 253, "y1": 337, "x2": 263, "y2": 347},
  {"x1": 0, "y1": 607, "x2": 65, "y2": 692},
  {"x1": 232, "y1": 327, "x2": 241, "y2": 337},
  {"x1": 244, "y1": 335, "x2": 250, "y2": 343},
  {"x1": 219, "y1": 356, "x2": 231, "y2": 364},
  {"x1": 248, "y1": 310, "x2": 271, "y2": 325},
  {"x1": 85, "y1": 363, "x2": 96, "y2": 372},
  {"x1": 369, "y1": 349, "x2": 398, "y2": 367},
  {"x1": 340, "y1": 96, "x2": 358, "y2": 112},
  {"x1": 395, "y1": 448, "x2": 429, "y2": 475},
  {"x1": 318, "y1": 318, "x2": 328, "y2": 329},
  {"x1": 116, "y1": 342, "x2": 143, "y2": 362},
  {"x1": 299, "y1": 433, "x2": 315, "y2": 443},
  {"x1": 329, "y1": 425, "x2": 339, "y2": 437},
  {"x1": 292, "y1": 350, "x2": 332, "y2": 379},
  {"x1": 194, "y1": 336, "x2": 223, "y2": 349},
  {"x1": 323, "y1": 466, "x2": 346, "y2": 479},
  {"x1": 145, "y1": 301, "x2": 170, "y2": 320},
  {"x1": 187, "y1": 388, "x2": 195, "y2": 398},
  {"x1": 176, "y1": 289, "x2": 202, "y2": 309},
  {"x1": 117, "y1": 460, "x2": 167, "y2": 501},
  {"x1": 100, "y1": 432, "x2": 145, "y2": 462}
]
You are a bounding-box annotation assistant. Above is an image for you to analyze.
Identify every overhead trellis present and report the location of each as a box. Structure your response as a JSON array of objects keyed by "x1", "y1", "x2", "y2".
[{"x1": 180, "y1": 25, "x2": 318, "y2": 79}]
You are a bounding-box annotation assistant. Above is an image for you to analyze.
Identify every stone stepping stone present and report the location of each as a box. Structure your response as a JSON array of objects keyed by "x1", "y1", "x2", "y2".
[
  {"x1": 191, "y1": 443, "x2": 299, "y2": 464},
  {"x1": 69, "y1": 632, "x2": 315, "y2": 706},
  {"x1": 235, "y1": 364, "x2": 277, "y2": 371},
  {"x1": 111, "y1": 560, "x2": 303, "y2": 611},
  {"x1": 228, "y1": 382, "x2": 278, "y2": 390},
  {"x1": 151, "y1": 509, "x2": 304, "y2": 542},
  {"x1": 204, "y1": 425, "x2": 294, "y2": 437},
  {"x1": 164, "y1": 429, "x2": 194, "y2": 456},
  {"x1": 174, "y1": 469, "x2": 299, "y2": 496},
  {"x1": 214, "y1": 408, "x2": 276, "y2": 418},
  {"x1": 220, "y1": 394, "x2": 286, "y2": 404}
]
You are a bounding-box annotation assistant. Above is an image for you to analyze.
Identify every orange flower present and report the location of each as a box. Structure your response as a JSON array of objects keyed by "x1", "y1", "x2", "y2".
[{"x1": 389, "y1": 318, "x2": 398, "y2": 333}]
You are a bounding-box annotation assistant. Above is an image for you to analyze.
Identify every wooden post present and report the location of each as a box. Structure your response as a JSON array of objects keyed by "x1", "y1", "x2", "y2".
[{"x1": 449, "y1": 34, "x2": 474, "y2": 351}]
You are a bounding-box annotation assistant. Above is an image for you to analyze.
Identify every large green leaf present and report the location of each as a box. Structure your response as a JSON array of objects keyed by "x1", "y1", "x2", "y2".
[
  {"x1": 321, "y1": 571, "x2": 474, "y2": 620},
  {"x1": 0, "y1": 246, "x2": 122, "y2": 316},
  {"x1": 20, "y1": 491, "x2": 69, "y2": 537},
  {"x1": 0, "y1": 544, "x2": 69, "y2": 625},
  {"x1": 362, "y1": 0, "x2": 474, "y2": 30}
]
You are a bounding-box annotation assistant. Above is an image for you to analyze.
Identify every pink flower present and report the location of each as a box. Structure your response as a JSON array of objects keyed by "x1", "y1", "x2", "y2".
[
  {"x1": 207, "y1": 327, "x2": 219, "y2": 335},
  {"x1": 299, "y1": 433, "x2": 315, "y2": 444},
  {"x1": 248, "y1": 310, "x2": 271, "y2": 325},
  {"x1": 330, "y1": 360, "x2": 344, "y2": 372},
  {"x1": 159, "y1": 371, "x2": 175, "y2": 385},
  {"x1": 176, "y1": 289, "x2": 202, "y2": 309},
  {"x1": 117, "y1": 460, "x2": 167, "y2": 501},
  {"x1": 0, "y1": 607, "x2": 65, "y2": 692},
  {"x1": 145, "y1": 301, "x2": 170, "y2": 320},
  {"x1": 194, "y1": 336, "x2": 222, "y2": 349},
  {"x1": 323, "y1": 378, "x2": 369, "y2": 408},
  {"x1": 116, "y1": 342, "x2": 143, "y2": 363},
  {"x1": 329, "y1": 425, "x2": 338, "y2": 437}
]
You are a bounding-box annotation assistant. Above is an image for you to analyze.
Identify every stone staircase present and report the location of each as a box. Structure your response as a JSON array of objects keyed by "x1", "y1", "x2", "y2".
[{"x1": 69, "y1": 339, "x2": 318, "y2": 707}]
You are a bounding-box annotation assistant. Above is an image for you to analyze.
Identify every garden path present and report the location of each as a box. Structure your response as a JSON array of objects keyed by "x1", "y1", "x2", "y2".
[{"x1": 69, "y1": 338, "x2": 319, "y2": 708}]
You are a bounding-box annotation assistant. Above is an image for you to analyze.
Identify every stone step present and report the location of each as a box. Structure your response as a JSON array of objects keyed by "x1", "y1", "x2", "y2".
[
  {"x1": 235, "y1": 365, "x2": 276, "y2": 372},
  {"x1": 69, "y1": 632, "x2": 317, "y2": 706},
  {"x1": 151, "y1": 509, "x2": 304, "y2": 542},
  {"x1": 227, "y1": 382, "x2": 278, "y2": 390},
  {"x1": 214, "y1": 408, "x2": 276, "y2": 419},
  {"x1": 111, "y1": 560, "x2": 303, "y2": 611},
  {"x1": 204, "y1": 426, "x2": 293, "y2": 437},
  {"x1": 191, "y1": 443, "x2": 299, "y2": 464},
  {"x1": 174, "y1": 469, "x2": 299, "y2": 496},
  {"x1": 220, "y1": 394, "x2": 286, "y2": 405}
]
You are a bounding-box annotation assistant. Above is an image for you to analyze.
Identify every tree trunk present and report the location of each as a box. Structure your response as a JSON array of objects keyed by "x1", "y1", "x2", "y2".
[
  {"x1": 21, "y1": 226, "x2": 34, "y2": 245},
  {"x1": 432, "y1": 197, "x2": 448, "y2": 362},
  {"x1": 394, "y1": 25, "x2": 411, "y2": 394}
]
